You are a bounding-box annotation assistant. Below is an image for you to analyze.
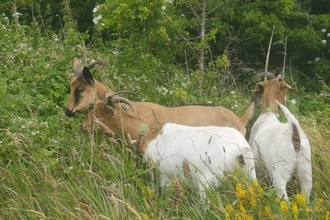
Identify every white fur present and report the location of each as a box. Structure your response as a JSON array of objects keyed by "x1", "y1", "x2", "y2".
[
  {"x1": 144, "y1": 123, "x2": 256, "y2": 199},
  {"x1": 249, "y1": 101, "x2": 312, "y2": 200}
]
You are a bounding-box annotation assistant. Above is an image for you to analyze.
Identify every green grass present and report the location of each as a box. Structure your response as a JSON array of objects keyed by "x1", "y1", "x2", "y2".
[{"x1": 0, "y1": 14, "x2": 330, "y2": 220}]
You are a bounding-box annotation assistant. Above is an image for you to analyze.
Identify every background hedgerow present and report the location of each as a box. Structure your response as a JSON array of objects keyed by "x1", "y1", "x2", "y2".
[{"x1": 0, "y1": 1, "x2": 330, "y2": 219}]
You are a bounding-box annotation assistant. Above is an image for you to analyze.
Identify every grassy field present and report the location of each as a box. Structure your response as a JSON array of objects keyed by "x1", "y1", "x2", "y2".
[{"x1": 1, "y1": 17, "x2": 330, "y2": 219}]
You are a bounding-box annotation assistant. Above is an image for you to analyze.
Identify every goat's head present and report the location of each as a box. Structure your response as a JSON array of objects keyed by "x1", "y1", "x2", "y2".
[
  {"x1": 80, "y1": 92, "x2": 135, "y2": 133},
  {"x1": 253, "y1": 72, "x2": 296, "y2": 114},
  {"x1": 65, "y1": 58, "x2": 108, "y2": 117}
]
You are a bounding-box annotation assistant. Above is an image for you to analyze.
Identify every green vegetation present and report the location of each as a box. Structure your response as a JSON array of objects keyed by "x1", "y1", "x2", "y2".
[{"x1": 0, "y1": 0, "x2": 329, "y2": 219}]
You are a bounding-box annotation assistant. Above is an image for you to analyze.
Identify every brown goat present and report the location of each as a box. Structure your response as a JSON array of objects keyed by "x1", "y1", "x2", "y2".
[
  {"x1": 81, "y1": 91, "x2": 258, "y2": 138},
  {"x1": 65, "y1": 58, "x2": 115, "y2": 117}
]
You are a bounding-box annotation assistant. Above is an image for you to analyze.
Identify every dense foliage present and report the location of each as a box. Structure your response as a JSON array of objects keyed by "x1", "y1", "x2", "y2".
[{"x1": 0, "y1": 0, "x2": 329, "y2": 219}]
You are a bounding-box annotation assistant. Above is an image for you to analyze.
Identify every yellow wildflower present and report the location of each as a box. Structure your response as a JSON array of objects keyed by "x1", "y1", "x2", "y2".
[
  {"x1": 314, "y1": 199, "x2": 325, "y2": 213},
  {"x1": 325, "y1": 211, "x2": 329, "y2": 220},
  {"x1": 248, "y1": 186, "x2": 256, "y2": 208},
  {"x1": 252, "y1": 180, "x2": 259, "y2": 188},
  {"x1": 265, "y1": 206, "x2": 271, "y2": 217},
  {"x1": 280, "y1": 201, "x2": 289, "y2": 213},
  {"x1": 143, "y1": 214, "x2": 149, "y2": 220},
  {"x1": 225, "y1": 204, "x2": 234, "y2": 219},
  {"x1": 146, "y1": 187, "x2": 154, "y2": 198},
  {"x1": 294, "y1": 193, "x2": 306, "y2": 207},
  {"x1": 292, "y1": 202, "x2": 299, "y2": 219},
  {"x1": 236, "y1": 183, "x2": 247, "y2": 200}
]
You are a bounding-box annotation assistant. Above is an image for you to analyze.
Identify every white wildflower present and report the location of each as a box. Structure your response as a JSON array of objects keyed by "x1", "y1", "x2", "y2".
[
  {"x1": 327, "y1": 33, "x2": 330, "y2": 37},
  {"x1": 315, "y1": 57, "x2": 320, "y2": 62},
  {"x1": 307, "y1": 61, "x2": 312, "y2": 64},
  {"x1": 12, "y1": 12, "x2": 22, "y2": 17},
  {"x1": 321, "y1": 29, "x2": 326, "y2": 33},
  {"x1": 321, "y1": 39, "x2": 327, "y2": 44},
  {"x1": 93, "y1": 6, "x2": 99, "y2": 13},
  {"x1": 162, "y1": 6, "x2": 166, "y2": 10},
  {"x1": 291, "y1": 99, "x2": 296, "y2": 105},
  {"x1": 93, "y1": 15, "x2": 102, "y2": 24},
  {"x1": 13, "y1": 49, "x2": 17, "y2": 53}
]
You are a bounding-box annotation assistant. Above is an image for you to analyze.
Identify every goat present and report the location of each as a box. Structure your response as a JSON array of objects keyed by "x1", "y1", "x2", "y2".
[
  {"x1": 81, "y1": 94, "x2": 258, "y2": 138},
  {"x1": 85, "y1": 96, "x2": 256, "y2": 199},
  {"x1": 65, "y1": 58, "x2": 115, "y2": 117},
  {"x1": 249, "y1": 73, "x2": 312, "y2": 201}
]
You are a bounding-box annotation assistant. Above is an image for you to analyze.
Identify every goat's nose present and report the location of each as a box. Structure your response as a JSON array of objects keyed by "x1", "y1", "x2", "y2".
[{"x1": 65, "y1": 109, "x2": 75, "y2": 117}]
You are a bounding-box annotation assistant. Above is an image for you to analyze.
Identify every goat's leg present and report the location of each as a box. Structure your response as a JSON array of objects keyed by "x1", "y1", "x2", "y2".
[
  {"x1": 296, "y1": 164, "x2": 313, "y2": 201},
  {"x1": 272, "y1": 171, "x2": 289, "y2": 200}
]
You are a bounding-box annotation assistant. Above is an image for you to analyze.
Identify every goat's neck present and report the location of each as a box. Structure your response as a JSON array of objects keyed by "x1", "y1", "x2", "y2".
[
  {"x1": 113, "y1": 107, "x2": 163, "y2": 156},
  {"x1": 261, "y1": 100, "x2": 279, "y2": 114},
  {"x1": 113, "y1": 108, "x2": 149, "y2": 150},
  {"x1": 94, "y1": 80, "x2": 114, "y2": 101}
]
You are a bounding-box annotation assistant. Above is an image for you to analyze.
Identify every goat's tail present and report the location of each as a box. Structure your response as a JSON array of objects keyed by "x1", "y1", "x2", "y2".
[
  {"x1": 276, "y1": 100, "x2": 302, "y2": 152},
  {"x1": 240, "y1": 95, "x2": 258, "y2": 126}
]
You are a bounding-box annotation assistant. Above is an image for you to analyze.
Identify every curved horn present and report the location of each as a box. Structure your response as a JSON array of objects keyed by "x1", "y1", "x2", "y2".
[
  {"x1": 74, "y1": 61, "x2": 83, "y2": 77},
  {"x1": 87, "y1": 60, "x2": 103, "y2": 70},
  {"x1": 112, "y1": 97, "x2": 135, "y2": 112},
  {"x1": 276, "y1": 74, "x2": 283, "y2": 84},
  {"x1": 113, "y1": 91, "x2": 137, "y2": 97},
  {"x1": 258, "y1": 71, "x2": 276, "y2": 79}
]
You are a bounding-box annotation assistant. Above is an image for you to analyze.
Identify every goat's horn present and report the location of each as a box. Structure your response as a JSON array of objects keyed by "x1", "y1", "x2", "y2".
[
  {"x1": 111, "y1": 96, "x2": 134, "y2": 112},
  {"x1": 113, "y1": 91, "x2": 137, "y2": 97},
  {"x1": 87, "y1": 60, "x2": 103, "y2": 70},
  {"x1": 258, "y1": 71, "x2": 276, "y2": 79},
  {"x1": 276, "y1": 74, "x2": 283, "y2": 84},
  {"x1": 74, "y1": 61, "x2": 83, "y2": 77}
]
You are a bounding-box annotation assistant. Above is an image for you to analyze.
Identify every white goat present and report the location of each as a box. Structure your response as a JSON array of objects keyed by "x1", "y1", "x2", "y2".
[
  {"x1": 249, "y1": 73, "x2": 312, "y2": 201},
  {"x1": 85, "y1": 96, "x2": 256, "y2": 199},
  {"x1": 146, "y1": 123, "x2": 256, "y2": 199}
]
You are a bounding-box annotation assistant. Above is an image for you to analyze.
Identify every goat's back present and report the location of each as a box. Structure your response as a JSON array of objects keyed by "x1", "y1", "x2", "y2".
[{"x1": 130, "y1": 102, "x2": 247, "y2": 135}]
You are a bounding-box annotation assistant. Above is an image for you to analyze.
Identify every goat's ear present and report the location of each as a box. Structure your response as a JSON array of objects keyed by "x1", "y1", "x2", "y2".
[
  {"x1": 72, "y1": 58, "x2": 80, "y2": 71},
  {"x1": 104, "y1": 97, "x2": 115, "y2": 109},
  {"x1": 280, "y1": 82, "x2": 297, "y2": 94},
  {"x1": 73, "y1": 58, "x2": 83, "y2": 76},
  {"x1": 253, "y1": 83, "x2": 264, "y2": 103},
  {"x1": 254, "y1": 83, "x2": 264, "y2": 95},
  {"x1": 82, "y1": 67, "x2": 95, "y2": 85}
]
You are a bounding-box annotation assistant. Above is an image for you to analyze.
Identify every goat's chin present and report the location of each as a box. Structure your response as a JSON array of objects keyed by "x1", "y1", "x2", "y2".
[{"x1": 64, "y1": 109, "x2": 77, "y2": 117}]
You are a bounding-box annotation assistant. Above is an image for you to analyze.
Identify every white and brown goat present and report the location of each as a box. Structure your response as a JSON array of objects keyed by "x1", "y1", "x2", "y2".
[
  {"x1": 65, "y1": 58, "x2": 115, "y2": 117},
  {"x1": 84, "y1": 96, "x2": 256, "y2": 199},
  {"x1": 249, "y1": 73, "x2": 312, "y2": 200}
]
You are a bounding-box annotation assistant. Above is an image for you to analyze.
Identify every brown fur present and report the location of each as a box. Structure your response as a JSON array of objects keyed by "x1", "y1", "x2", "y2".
[
  {"x1": 254, "y1": 77, "x2": 296, "y2": 114},
  {"x1": 292, "y1": 123, "x2": 301, "y2": 152},
  {"x1": 65, "y1": 59, "x2": 114, "y2": 117},
  {"x1": 82, "y1": 97, "x2": 256, "y2": 139}
]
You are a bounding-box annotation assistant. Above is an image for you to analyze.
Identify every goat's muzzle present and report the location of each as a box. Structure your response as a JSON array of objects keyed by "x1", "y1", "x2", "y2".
[{"x1": 65, "y1": 108, "x2": 76, "y2": 117}]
